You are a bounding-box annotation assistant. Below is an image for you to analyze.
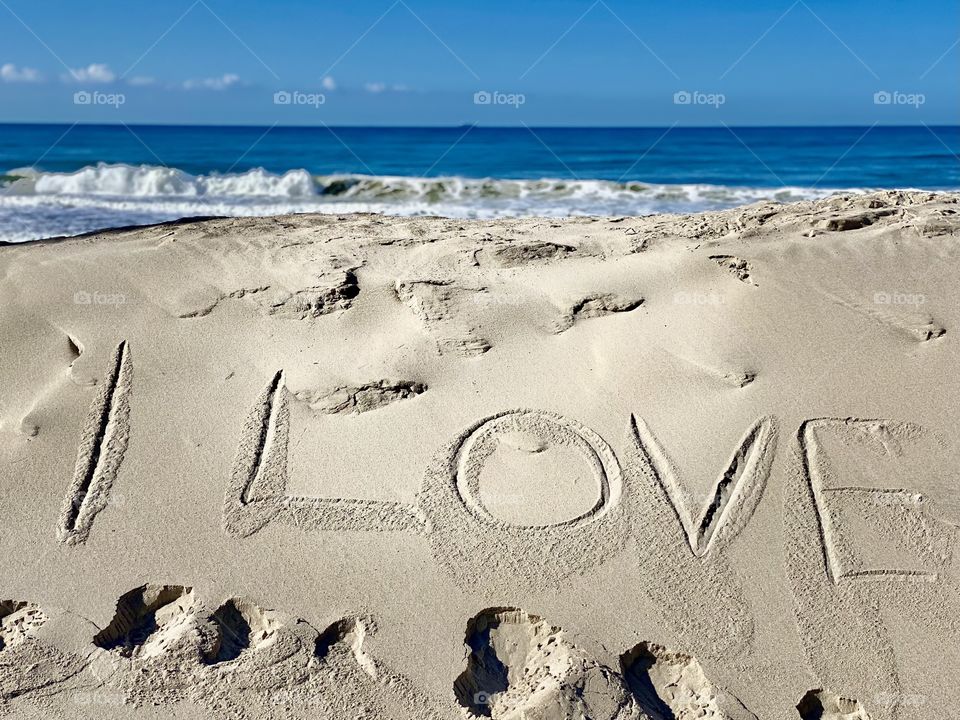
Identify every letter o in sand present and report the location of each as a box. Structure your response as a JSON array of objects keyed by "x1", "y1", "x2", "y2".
[
  {"x1": 418, "y1": 409, "x2": 629, "y2": 590},
  {"x1": 456, "y1": 411, "x2": 621, "y2": 527}
]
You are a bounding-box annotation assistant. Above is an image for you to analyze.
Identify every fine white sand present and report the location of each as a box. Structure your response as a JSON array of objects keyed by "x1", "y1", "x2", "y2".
[{"x1": 1, "y1": 190, "x2": 958, "y2": 719}]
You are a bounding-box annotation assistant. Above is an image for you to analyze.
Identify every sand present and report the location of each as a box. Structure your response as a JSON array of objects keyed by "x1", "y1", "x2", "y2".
[{"x1": 0, "y1": 190, "x2": 959, "y2": 719}]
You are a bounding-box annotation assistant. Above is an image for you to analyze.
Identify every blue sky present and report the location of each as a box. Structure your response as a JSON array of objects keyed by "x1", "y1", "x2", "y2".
[{"x1": 0, "y1": 0, "x2": 957, "y2": 125}]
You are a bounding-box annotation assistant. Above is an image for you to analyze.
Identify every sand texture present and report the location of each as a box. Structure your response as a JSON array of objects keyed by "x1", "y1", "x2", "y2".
[{"x1": 1, "y1": 190, "x2": 959, "y2": 719}]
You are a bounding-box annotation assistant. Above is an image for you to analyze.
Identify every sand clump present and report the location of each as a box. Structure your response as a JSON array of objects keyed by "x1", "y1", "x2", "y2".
[
  {"x1": 293, "y1": 379, "x2": 427, "y2": 415},
  {"x1": 553, "y1": 293, "x2": 645, "y2": 333}
]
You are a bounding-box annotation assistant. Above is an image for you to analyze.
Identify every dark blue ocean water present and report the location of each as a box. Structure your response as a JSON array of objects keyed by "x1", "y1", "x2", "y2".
[{"x1": 0, "y1": 124, "x2": 957, "y2": 241}]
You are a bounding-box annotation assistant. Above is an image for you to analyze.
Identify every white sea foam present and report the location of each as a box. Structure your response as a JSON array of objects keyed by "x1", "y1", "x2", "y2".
[
  {"x1": 0, "y1": 163, "x2": 862, "y2": 243},
  {"x1": 19, "y1": 164, "x2": 316, "y2": 198}
]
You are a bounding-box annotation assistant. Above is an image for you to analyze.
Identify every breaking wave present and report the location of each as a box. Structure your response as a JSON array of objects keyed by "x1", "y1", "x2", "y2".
[{"x1": 0, "y1": 163, "x2": 862, "y2": 242}]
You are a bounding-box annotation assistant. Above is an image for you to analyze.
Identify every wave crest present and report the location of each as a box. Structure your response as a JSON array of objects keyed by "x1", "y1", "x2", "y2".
[
  {"x1": 10, "y1": 163, "x2": 316, "y2": 198},
  {"x1": 0, "y1": 163, "x2": 865, "y2": 242},
  {"x1": 2, "y1": 163, "x2": 851, "y2": 208}
]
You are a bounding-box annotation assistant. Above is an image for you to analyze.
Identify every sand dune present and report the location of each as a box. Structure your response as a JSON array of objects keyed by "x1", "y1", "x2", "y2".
[{"x1": 1, "y1": 191, "x2": 959, "y2": 718}]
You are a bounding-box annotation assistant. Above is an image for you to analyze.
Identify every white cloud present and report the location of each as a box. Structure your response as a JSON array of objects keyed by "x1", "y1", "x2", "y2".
[
  {"x1": 1, "y1": 63, "x2": 43, "y2": 83},
  {"x1": 126, "y1": 76, "x2": 155, "y2": 87},
  {"x1": 321, "y1": 75, "x2": 336, "y2": 91},
  {"x1": 183, "y1": 73, "x2": 240, "y2": 90},
  {"x1": 66, "y1": 63, "x2": 115, "y2": 83}
]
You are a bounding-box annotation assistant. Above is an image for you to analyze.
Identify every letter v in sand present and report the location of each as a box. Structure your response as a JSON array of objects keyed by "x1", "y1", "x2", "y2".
[
  {"x1": 623, "y1": 415, "x2": 778, "y2": 659},
  {"x1": 629, "y1": 415, "x2": 778, "y2": 557}
]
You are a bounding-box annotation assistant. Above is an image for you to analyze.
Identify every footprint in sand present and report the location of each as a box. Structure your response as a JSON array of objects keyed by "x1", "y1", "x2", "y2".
[
  {"x1": 454, "y1": 607, "x2": 636, "y2": 720},
  {"x1": 552, "y1": 292, "x2": 644, "y2": 334},
  {"x1": 620, "y1": 641, "x2": 756, "y2": 719},
  {"x1": 93, "y1": 584, "x2": 208, "y2": 660},
  {"x1": 709, "y1": 255, "x2": 757, "y2": 286},
  {"x1": 0, "y1": 600, "x2": 47, "y2": 652},
  {"x1": 394, "y1": 278, "x2": 492, "y2": 356},
  {"x1": 0, "y1": 598, "x2": 92, "y2": 703},
  {"x1": 454, "y1": 607, "x2": 756, "y2": 719},
  {"x1": 75, "y1": 584, "x2": 448, "y2": 719},
  {"x1": 796, "y1": 689, "x2": 871, "y2": 719}
]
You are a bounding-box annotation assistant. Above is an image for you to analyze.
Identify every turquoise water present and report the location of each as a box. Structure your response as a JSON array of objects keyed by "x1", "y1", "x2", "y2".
[{"x1": 1, "y1": 124, "x2": 958, "y2": 242}]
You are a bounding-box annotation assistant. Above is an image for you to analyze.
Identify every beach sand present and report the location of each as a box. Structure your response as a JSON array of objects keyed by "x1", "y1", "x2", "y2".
[{"x1": 1, "y1": 190, "x2": 959, "y2": 719}]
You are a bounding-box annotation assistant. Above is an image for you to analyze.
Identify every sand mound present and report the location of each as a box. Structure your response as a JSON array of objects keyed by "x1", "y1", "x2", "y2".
[
  {"x1": 453, "y1": 608, "x2": 756, "y2": 720},
  {"x1": 3, "y1": 588, "x2": 443, "y2": 719},
  {"x1": 620, "y1": 642, "x2": 756, "y2": 719},
  {"x1": 454, "y1": 608, "x2": 637, "y2": 719},
  {"x1": 484, "y1": 240, "x2": 580, "y2": 267},
  {"x1": 93, "y1": 584, "x2": 201, "y2": 659}
]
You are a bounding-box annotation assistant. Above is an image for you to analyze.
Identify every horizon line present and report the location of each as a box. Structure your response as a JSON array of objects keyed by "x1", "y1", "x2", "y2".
[{"x1": 1, "y1": 121, "x2": 958, "y2": 131}]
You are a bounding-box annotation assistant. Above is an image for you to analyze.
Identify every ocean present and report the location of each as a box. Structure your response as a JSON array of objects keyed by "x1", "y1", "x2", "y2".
[{"x1": 1, "y1": 124, "x2": 958, "y2": 243}]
